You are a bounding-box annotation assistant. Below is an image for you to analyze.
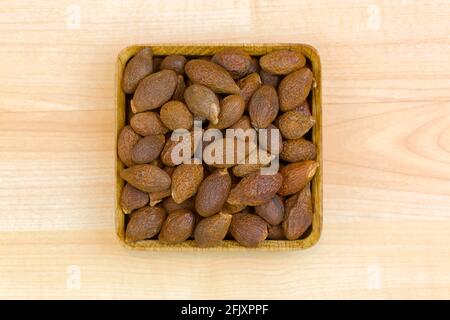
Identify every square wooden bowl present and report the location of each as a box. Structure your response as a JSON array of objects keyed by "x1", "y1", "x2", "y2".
[{"x1": 115, "y1": 44, "x2": 322, "y2": 250}]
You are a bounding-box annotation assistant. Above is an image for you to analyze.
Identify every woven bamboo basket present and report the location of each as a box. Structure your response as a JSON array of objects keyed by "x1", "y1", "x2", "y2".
[{"x1": 115, "y1": 44, "x2": 322, "y2": 251}]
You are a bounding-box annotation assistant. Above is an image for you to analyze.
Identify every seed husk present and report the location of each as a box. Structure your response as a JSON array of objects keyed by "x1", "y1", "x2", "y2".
[
  {"x1": 229, "y1": 213, "x2": 268, "y2": 247},
  {"x1": 158, "y1": 209, "x2": 195, "y2": 244},
  {"x1": 125, "y1": 206, "x2": 166, "y2": 242},
  {"x1": 194, "y1": 212, "x2": 232, "y2": 247},
  {"x1": 122, "y1": 47, "x2": 153, "y2": 94}
]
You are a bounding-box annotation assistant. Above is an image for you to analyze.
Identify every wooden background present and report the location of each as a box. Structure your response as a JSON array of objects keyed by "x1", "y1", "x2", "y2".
[{"x1": 0, "y1": 0, "x2": 449, "y2": 299}]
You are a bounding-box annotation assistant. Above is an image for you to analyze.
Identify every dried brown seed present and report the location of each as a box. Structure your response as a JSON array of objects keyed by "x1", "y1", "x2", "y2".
[
  {"x1": 194, "y1": 212, "x2": 232, "y2": 247},
  {"x1": 248, "y1": 57, "x2": 260, "y2": 74},
  {"x1": 222, "y1": 203, "x2": 246, "y2": 215},
  {"x1": 160, "y1": 101, "x2": 193, "y2": 131},
  {"x1": 249, "y1": 85, "x2": 279, "y2": 129},
  {"x1": 293, "y1": 100, "x2": 311, "y2": 116},
  {"x1": 184, "y1": 84, "x2": 220, "y2": 124},
  {"x1": 122, "y1": 48, "x2": 153, "y2": 94},
  {"x1": 120, "y1": 164, "x2": 171, "y2": 193},
  {"x1": 230, "y1": 115, "x2": 252, "y2": 132},
  {"x1": 255, "y1": 195, "x2": 284, "y2": 225},
  {"x1": 279, "y1": 68, "x2": 313, "y2": 111},
  {"x1": 227, "y1": 172, "x2": 283, "y2": 206},
  {"x1": 158, "y1": 209, "x2": 195, "y2": 244},
  {"x1": 185, "y1": 59, "x2": 240, "y2": 94},
  {"x1": 211, "y1": 48, "x2": 253, "y2": 79},
  {"x1": 149, "y1": 188, "x2": 171, "y2": 206},
  {"x1": 260, "y1": 68, "x2": 280, "y2": 87},
  {"x1": 232, "y1": 148, "x2": 275, "y2": 177},
  {"x1": 258, "y1": 124, "x2": 283, "y2": 155},
  {"x1": 268, "y1": 224, "x2": 285, "y2": 240},
  {"x1": 131, "y1": 134, "x2": 165, "y2": 164},
  {"x1": 278, "y1": 161, "x2": 318, "y2": 196},
  {"x1": 282, "y1": 186, "x2": 313, "y2": 240},
  {"x1": 125, "y1": 206, "x2": 166, "y2": 242},
  {"x1": 237, "y1": 73, "x2": 262, "y2": 108},
  {"x1": 195, "y1": 169, "x2": 232, "y2": 217},
  {"x1": 160, "y1": 54, "x2": 187, "y2": 75},
  {"x1": 162, "y1": 197, "x2": 195, "y2": 213},
  {"x1": 171, "y1": 164, "x2": 204, "y2": 204},
  {"x1": 120, "y1": 183, "x2": 149, "y2": 214},
  {"x1": 277, "y1": 111, "x2": 315, "y2": 139},
  {"x1": 202, "y1": 136, "x2": 257, "y2": 168},
  {"x1": 160, "y1": 131, "x2": 197, "y2": 167},
  {"x1": 118, "y1": 125, "x2": 141, "y2": 167},
  {"x1": 280, "y1": 138, "x2": 316, "y2": 163},
  {"x1": 209, "y1": 95, "x2": 245, "y2": 129},
  {"x1": 132, "y1": 70, "x2": 178, "y2": 113},
  {"x1": 230, "y1": 213, "x2": 268, "y2": 247},
  {"x1": 130, "y1": 111, "x2": 168, "y2": 136},
  {"x1": 260, "y1": 50, "x2": 306, "y2": 75},
  {"x1": 172, "y1": 75, "x2": 186, "y2": 102}
]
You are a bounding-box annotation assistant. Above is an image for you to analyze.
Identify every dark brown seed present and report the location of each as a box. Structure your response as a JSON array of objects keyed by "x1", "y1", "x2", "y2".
[
  {"x1": 278, "y1": 161, "x2": 319, "y2": 196},
  {"x1": 160, "y1": 131, "x2": 196, "y2": 167},
  {"x1": 194, "y1": 212, "x2": 232, "y2": 247},
  {"x1": 130, "y1": 111, "x2": 168, "y2": 136},
  {"x1": 120, "y1": 183, "x2": 149, "y2": 214},
  {"x1": 260, "y1": 50, "x2": 306, "y2": 75},
  {"x1": 171, "y1": 164, "x2": 204, "y2": 204},
  {"x1": 160, "y1": 101, "x2": 193, "y2": 130},
  {"x1": 248, "y1": 57, "x2": 260, "y2": 73},
  {"x1": 280, "y1": 138, "x2": 317, "y2": 163},
  {"x1": 172, "y1": 75, "x2": 186, "y2": 102},
  {"x1": 125, "y1": 206, "x2": 166, "y2": 242},
  {"x1": 249, "y1": 85, "x2": 279, "y2": 129},
  {"x1": 131, "y1": 134, "x2": 165, "y2": 164},
  {"x1": 195, "y1": 169, "x2": 232, "y2": 217},
  {"x1": 231, "y1": 148, "x2": 274, "y2": 177},
  {"x1": 282, "y1": 186, "x2": 313, "y2": 240},
  {"x1": 279, "y1": 68, "x2": 313, "y2": 111},
  {"x1": 227, "y1": 172, "x2": 283, "y2": 206},
  {"x1": 132, "y1": 70, "x2": 178, "y2": 113},
  {"x1": 149, "y1": 189, "x2": 171, "y2": 206},
  {"x1": 237, "y1": 73, "x2": 262, "y2": 107},
  {"x1": 118, "y1": 125, "x2": 141, "y2": 167},
  {"x1": 184, "y1": 84, "x2": 220, "y2": 124},
  {"x1": 209, "y1": 95, "x2": 245, "y2": 129},
  {"x1": 211, "y1": 48, "x2": 253, "y2": 79},
  {"x1": 258, "y1": 124, "x2": 283, "y2": 155},
  {"x1": 268, "y1": 224, "x2": 285, "y2": 240},
  {"x1": 122, "y1": 48, "x2": 153, "y2": 94},
  {"x1": 185, "y1": 59, "x2": 240, "y2": 94},
  {"x1": 222, "y1": 203, "x2": 247, "y2": 215},
  {"x1": 230, "y1": 115, "x2": 252, "y2": 131},
  {"x1": 255, "y1": 195, "x2": 285, "y2": 225},
  {"x1": 202, "y1": 136, "x2": 257, "y2": 168},
  {"x1": 162, "y1": 197, "x2": 195, "y2": 213},
  {"x1": 230, "y1": 213, "x2": 268, "y2": 247},
  {"x1": 260, "y1": 68, "x2": 280, "y2": 87},
  {"x1": 158, "y1": 209, "x2": 195, "y2": 244},
  {"x1": 293, "y1": 100, "x2": 311, "y2": 116},
  {"x1": 120, "y1": 164, "x2": 171, "y2": 193},
  {"x1": 160, "y1": 54, "x2": 187, "y2": 75},
  {"x1": 277, "y1": 111, "x2": 315, "y2": 139}
]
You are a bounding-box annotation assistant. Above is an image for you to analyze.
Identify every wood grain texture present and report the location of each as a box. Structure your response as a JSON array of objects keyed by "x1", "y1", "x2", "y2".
[{"x1": 0, "y1": 0, "x2": 449, "y2": 299}]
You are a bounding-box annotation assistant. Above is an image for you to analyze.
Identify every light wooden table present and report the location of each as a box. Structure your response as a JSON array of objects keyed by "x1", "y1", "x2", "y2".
[{"x1": 0, "y1": 0, "x2": 449, "y2": 299}]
